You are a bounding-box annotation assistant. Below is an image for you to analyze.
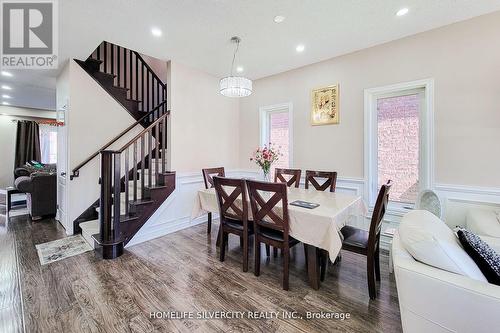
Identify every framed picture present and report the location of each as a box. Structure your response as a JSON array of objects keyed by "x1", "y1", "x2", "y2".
[{"x1": 311, "y1": 84, "x2": 339, "y2": 125}]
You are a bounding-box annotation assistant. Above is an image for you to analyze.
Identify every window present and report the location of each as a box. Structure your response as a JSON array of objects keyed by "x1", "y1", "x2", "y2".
[
  {"x1": 365, "y1": 79, "x2": 434, "y2": 209},
  {"x1": 39, "y1": 124, "x2": 57, "y2": 164},
  {"x1": 260, "y1": 103, "x2": 293, "y2": 175}
]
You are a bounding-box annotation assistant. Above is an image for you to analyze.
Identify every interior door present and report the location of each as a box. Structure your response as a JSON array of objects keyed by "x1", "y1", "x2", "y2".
[{"x1": 56, "y1": 102, "x2": 70, "y2": 233}]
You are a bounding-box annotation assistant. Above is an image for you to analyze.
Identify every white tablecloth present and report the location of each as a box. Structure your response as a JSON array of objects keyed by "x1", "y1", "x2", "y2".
[{"x1": 192, "y1": 187, "x2": 367, "y2": 261}]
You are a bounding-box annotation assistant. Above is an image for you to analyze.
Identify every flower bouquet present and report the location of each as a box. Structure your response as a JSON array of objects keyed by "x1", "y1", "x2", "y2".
[{"x1": 250, "y1": 144, "x2": 282, "y2": 181}]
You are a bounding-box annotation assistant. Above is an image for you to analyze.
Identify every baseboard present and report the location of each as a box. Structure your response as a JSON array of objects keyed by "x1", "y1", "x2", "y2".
[{"x1": 126, "y1": 214, "x2": 208, "y2": 247}]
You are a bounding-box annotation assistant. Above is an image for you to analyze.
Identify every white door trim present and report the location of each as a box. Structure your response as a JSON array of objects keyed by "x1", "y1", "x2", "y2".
[
  {"x1": 364, "y1": 78, "x2": 435, "y2": 207},
  {"x1": 259, "y1": 102, "x2": 294, "y2": 167}
]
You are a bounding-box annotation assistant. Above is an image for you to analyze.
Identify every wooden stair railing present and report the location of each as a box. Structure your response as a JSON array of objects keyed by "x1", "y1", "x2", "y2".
[
  {"x1": 89, "y1": 41, "x2": 167, "y2": 120},
  {"x1": 97, "y1": 111, "x2": 172, "y2": 259},
  {"x1": 70, "y1": 101, "x2": 167, "y2": 180}
]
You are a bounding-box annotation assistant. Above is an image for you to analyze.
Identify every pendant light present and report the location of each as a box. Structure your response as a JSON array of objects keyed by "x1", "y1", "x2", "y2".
[{"x1": 219, "y1": 36, "x2": 253, "y2": 97}]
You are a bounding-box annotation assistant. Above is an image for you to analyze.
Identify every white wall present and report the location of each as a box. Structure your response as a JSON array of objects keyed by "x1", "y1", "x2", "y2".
[
  {"x1": 0, "y1": 106, "x2": 56, "y2": 189},
  {"x1": 129, "y1": 61, "x2": 240, "y2": 244},
  {"x1": 168, "y1": 60, "x2": 240, "y2": 172},
  {"x1": 239, "y1": 11, "x2": 500, "y2": 189}
]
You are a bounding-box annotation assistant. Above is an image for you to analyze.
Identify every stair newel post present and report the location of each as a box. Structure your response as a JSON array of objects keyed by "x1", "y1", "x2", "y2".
[
  {"x1": 140, "y1": 135, "x2": 146, "y2": 199},
  {"x1": 148, "y1": 129, "x2": 153, "y2": 187},
  {"x1": 133, "y1": 141, "x2": 138, "y2": 202},
  {"x1": 155, "y1": 121, "x2": 160, "y2": 185},
  {"x1": 113, "y1": 151, "x2": 121, "y2": 240},
  {"x1": 100, "y1": 151, "x2": 113, "y2": 243},
  {"x1": 124, "y1": 147, "x2": 129, "y2": 216},
  {"x1": 162, "y1": 117, "x2": 166, "y2": 175}
]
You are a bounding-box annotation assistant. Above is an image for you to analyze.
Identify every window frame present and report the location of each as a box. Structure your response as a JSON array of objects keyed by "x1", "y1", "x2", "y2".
[
  {"x1": 364, "y1": 79, "x2": 435, "y2": 210},
  {"x1": 259, "y1": 102, "x2": 293, "y2": 168}
]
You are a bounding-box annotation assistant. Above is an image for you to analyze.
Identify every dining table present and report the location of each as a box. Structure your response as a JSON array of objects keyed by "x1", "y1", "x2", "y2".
[{"x1": 192, "y1": 185, "x2": 367, "y2": 290}]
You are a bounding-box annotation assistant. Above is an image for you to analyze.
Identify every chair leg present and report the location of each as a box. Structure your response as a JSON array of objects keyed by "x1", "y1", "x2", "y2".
[
  {"x1": 216, "y1": 225, "x2": 222, "y2": 247},
  {"x1": 273, "y1": 247, "x2": 278, "y2": 258},
  {"x1": 219, "y1": 231, "x2": 226, "y2": 262},
  {"x1": 320, "y1": 250, "x2": 328, "y2": 282},
  {"x1": 283, "y1": 247, "x2": 290, "y2": 290},
  {"x1": 367, "y1": 253, "x2": 376, "y2": 300},
  {"x1": 375, "y1": 246, "x2": 381, "y2": 281},
  {"x1": 255, "y1": 239, "x2": 261, "y2": 276},
  {"x1": 304, "y1": 244, "x2": 308, "y2": 268},
  {"x1": 242, "y1": 234, "x2": 249, "y2": 272},
  {"x1": 265, "y1": 244, "x2": 270, "y2": 257},
  {"x1": 239, "y1": 236, "x2": 244, "y2": 249},
  {"x1": 207, "y1": 212, "x2": 212, "y2": 234}
]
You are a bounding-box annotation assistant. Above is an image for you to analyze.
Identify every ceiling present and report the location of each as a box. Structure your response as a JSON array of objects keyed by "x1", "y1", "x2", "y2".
[{"x1": 3, "y1": 0, "x2": 500, "y2": 111}]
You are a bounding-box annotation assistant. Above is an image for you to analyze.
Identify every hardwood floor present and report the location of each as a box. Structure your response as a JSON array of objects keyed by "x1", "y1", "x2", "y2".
[{"x1": 0, "y1": 209, "x2": 402, "y2": 333}]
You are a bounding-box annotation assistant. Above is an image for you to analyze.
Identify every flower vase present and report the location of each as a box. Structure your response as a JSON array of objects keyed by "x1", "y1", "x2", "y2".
[{"x1": 263, "y1": 170, "x2": 271, "y2": 182}]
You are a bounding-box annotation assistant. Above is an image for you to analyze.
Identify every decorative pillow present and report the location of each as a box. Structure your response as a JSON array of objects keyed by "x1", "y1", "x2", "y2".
[
  {"x1": 457, "y1": 229, "x2": 500, "y2": 285},
  {"x1": 399, "y1": 210, "x2": 487, "y2": 282},
  {"x1": 466, "y1": 209, "x2": 500, "y2": 238}
]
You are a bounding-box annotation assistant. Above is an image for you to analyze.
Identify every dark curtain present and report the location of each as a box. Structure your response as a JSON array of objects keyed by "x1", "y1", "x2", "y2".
[{"x1": 14, "y1": 121, "x2": 41, "y2": 168}]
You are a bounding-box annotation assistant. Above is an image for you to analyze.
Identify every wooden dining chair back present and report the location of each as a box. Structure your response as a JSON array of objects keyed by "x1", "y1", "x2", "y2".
[
  {"x1": 368, "y1": 180, "x2": 392, "y2": 249},
  {"x1": 339, "y1": 180, "x2": 392, "y2": 300},
  {"x1": 274, "y1": 168, "x2": 301, "y2": 188},
  {"x1": 247, "y1": 180, "x2": 289, "y2": 233},
  {"x1": 213, "y1": 176, "x2": 252, "y2": 272},
  {"x1": 202, "y1": 167, "x2": 225, "y2": 189},
  {"x1": 201, "y1": 167, "x2": 225, "y2": 234},
  {"x1": 305, "y1": 170, "x2": 338, "y2": 192},
  {"x1": 213, "y1": 176, "x2": 247, "y2": 222},
  {"x1": 247, "y1": 180, "x2": 299, "y2": 290}
]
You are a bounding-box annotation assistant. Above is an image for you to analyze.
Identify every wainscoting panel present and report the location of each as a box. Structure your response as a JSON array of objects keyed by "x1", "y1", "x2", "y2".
[
  {"x1": 435, "y1": 183, "x2": 500, "y2": 228},
  {"x1": 126, "y1": 170, "x2": 500, "y2": 252}
]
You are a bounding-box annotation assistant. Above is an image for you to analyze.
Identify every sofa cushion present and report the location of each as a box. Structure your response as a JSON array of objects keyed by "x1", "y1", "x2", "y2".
[
  {"x1": 457, "y1": 229, "x2": 500, "y2": 285},
  {"x1": 466, "y1": 208, "x2": 500, "y2": 238},
  {"x1": 399, "y1": 210, "x2": 487, "y2": 282}
]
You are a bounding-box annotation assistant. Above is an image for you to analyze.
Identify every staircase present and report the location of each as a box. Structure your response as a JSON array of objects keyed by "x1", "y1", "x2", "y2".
[
  {"x1": 71, "y1": 41, "x2": 174, "y2": 259},
  {"x1": 75, "y1": 41, "x2": 167, "y2": 124}
]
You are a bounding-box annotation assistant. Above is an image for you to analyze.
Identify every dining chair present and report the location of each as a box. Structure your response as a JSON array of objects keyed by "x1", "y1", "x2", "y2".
[
  {"x1": 202, "y1": 167, "x2": 225, "y2": 234},
  {"x1": 339, "y1": 180, "x2": 392, "y2": 300},
  {"x1": 304, "y1": 170, "x2": 338, "y2": 280},
  {"x1": 274, "y1": 168, "x2": 302, "y2": 188},
  {"x1": 305, "y1": 170, "x2": 338, "y2": 192},
  {"x1": 213, "y1": 176, "x2": 253, "y2": 272},
  {"x1": 247, "y1": 179, "x2": 300, "y2": 290}
]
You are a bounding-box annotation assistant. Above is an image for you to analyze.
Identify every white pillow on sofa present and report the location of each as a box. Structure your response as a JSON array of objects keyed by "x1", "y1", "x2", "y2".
[
  {"x1": 399, "y1": 210, "x2": 487, "y2": 282},
  {"x1": 466, "y1": 208, "x2": 500, "y2": 238}
]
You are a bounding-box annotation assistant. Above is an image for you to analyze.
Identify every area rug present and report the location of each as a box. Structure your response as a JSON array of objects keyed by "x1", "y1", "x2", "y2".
[{"x1": 36, "y1": 235, "x2": 92, "y2": 265}]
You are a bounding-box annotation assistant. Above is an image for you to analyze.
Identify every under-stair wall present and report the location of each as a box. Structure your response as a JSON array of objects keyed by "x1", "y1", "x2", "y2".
[{"x1": 58, "y1": 60, "x2": 146, "y2": 234}]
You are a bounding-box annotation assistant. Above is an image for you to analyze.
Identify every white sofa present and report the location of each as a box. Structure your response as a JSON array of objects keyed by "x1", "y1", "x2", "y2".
[{"x1": 393, "y1": 231, "x2": 500, "y2": 332}]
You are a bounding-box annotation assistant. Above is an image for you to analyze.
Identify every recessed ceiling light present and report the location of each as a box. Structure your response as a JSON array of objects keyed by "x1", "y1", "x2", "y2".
[
  {"x1": 396, "y1": 8, "x2": 409, "y2": 16},
  {"x1": 151, "y1": 27, "x2": 162, "y2": 37},
  {"x1": 2, "y1": 94, "x2": 11, "y2": 99},
  {"x1": 1, "y1": 85, "x2": 12, "y2": 90},
  {"x1": 296, "y1": 44, "x2": 305, "y2": 53},
  {"x1": 2, "y1": 101, "x2": 10, "y2": 105},
  {"x1": 274, "y1": 15, "x2": 285, "y2": 23},
  {"x1": 1, "y1": 71, "x2": 13, "y2": 77},
  {"x1": 236, "y1": 66, "x2": 244, "y2": 73}
]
